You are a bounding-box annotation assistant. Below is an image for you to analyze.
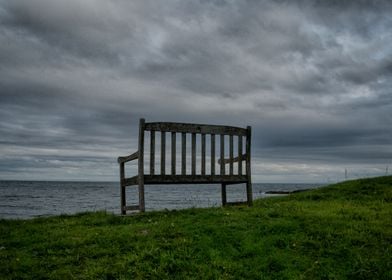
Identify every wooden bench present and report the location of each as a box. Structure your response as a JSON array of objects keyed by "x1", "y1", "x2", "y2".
[{"x1": 118, "y1": 118, "x2": 252, "y2": 214}]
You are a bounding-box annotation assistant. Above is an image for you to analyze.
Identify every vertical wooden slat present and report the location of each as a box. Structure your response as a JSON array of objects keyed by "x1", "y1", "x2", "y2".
[
  {"x1": 221, "y1": 183, "x2": 227, "y2": 206},
  {"x1": 192, "y1": 133, "x2": 196, "y2": 175},
  {"x1": 120, "y1": 162, "x2": 126, "y2": 214},
  {"x1": 229, "y1": 135, "x2": 233, "y2": 175},
  {"x1": 220, "y1": 135, "x2": 225, "y2": 175},
  {"x1": 138, "y1": 118, "x2": 145, "y2": 212},
  {"x1": 171, "y1": 132, "x2": 176, "y2": 175},
  {"x1": 181, "y1": 132, "x2": 186, "y2": 175},
  {"x1": 161, "y1": 131, "x2": 166, "y2": 175},
  {"x1": 238, "y1": 136, "x2": 243, "y2": 175},
  {"x1": 211, "y1": 134, "x2": 215, "y2": 175},
  {"x1": 201, "y1": 133, "x2": 206, "y2": 175},
  {"x1": 246, "y1": 126, "x2": 253, "y2": 206},
  {"x1": 150, "y1": 131, "x2": 155, "y2": 175}
]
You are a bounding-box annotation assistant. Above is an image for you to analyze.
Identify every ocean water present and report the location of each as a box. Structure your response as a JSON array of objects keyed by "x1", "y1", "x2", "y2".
[{"x1": 0, "y1": 181, "x2": 323, "y2": 219}]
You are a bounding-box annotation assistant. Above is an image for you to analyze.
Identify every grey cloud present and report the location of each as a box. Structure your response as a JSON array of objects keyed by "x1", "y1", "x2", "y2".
[
  {"x1": 2, "y1": 1, "x2": 123, "y2": 63},
  {"x1": 0, "y1": 0, "x2": 391, "y2": 181}
]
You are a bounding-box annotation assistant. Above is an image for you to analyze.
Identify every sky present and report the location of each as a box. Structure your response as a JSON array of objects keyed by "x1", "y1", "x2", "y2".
[{"x1": 0, "y1": 0, "x2": 391, "y2": 183}]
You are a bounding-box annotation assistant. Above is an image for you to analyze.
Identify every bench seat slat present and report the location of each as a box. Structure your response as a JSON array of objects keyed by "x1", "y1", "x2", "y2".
[{"x1": 144, "y1": 175, "x2": 247, "y2": 184}]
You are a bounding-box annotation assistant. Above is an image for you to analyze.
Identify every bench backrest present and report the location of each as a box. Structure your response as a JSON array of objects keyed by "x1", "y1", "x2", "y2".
[{"x1": 138, "y1": 119, "x2": 251, "y2": 178}]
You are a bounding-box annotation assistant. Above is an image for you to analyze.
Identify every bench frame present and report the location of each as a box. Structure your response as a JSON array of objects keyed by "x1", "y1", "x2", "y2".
[{"x1": 118, "y1": 118, "x2": 252, "y2": 213}]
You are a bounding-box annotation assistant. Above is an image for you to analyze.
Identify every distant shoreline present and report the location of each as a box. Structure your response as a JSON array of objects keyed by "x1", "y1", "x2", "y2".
[{"x1": 265, "y1": 188, "x2": 311, "y2": 194}]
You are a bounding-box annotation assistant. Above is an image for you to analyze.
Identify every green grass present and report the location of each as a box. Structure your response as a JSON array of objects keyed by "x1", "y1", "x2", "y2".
[{"x1": 1, "y1": 176, "x2": 391, "y2": 279}]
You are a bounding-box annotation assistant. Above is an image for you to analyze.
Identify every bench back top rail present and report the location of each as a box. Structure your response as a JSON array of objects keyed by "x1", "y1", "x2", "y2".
[
  {"x1": 137, "y1": 119, "x2": 251, "y2": 178},
  {"x1": 145, "y1": 121, "x2": 248, "y2": 136}
]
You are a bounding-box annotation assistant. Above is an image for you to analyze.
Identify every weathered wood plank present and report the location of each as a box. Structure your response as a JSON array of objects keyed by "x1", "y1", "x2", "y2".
[
  {"x1": 221, "y1": 183, "x2": 227, "y2": 206},
  {"x1": 171, "y1": 132, "x2": 176, "y2": 175},
  {"x1": 220, "y1": 135, "x2": 225, "y2": 175},
  {"x1": 120, "y1": 163, "x2": 125, "y2": 185},
  {"x1": 144, "y1": 175, "x2": 248, "y2": 184},
  {"x1": 123, "y1": 176, "x2": 138, "y2": 186},
  {"x1": 217, "y1": 154, "x2": 247, "y2": 165},
  {"x1": 192, "y1": 133, "x2": 196, "y2": 175},
  {"x1": 161, "y1": 131, "x2": 166, "y2": 175},
  {"x1": 225, "y1": 201, "x2": 248, "y2": 206},
  {"x1": 124, "y1": 205, "x2": 140, "y2": 211},
  {"x1": 118, "y1": 151, "x2": 138, "y2": 164},
  {"x1": 145, "y1": 122, "x2": 247, "y2": 136},
  {"x1": 138, "y1": 118, "x2": 145, "y2": 212},
  {"x1": 201, "y1": 133, "x2": 206, "y2": 175},
  {"x1": 238, "y1": 136, "x2": 243, "y2": 175},
  {"x1": 211, "y1": 134, "x2": 215, "y2": 175},
  {"x1": 150, "y1": 131, "x2": 155, "y2": 175},
  {"x1": 229, "y1": 135, "x2": 233, "y2": 175},
  {"x1": 246, "y1": 126, "x2": 253, "y2": 206},
  {"x1": 181, "y1": 132, "x2": 186, "y2": 175},
  {"x1": 120, "y1": 162, "x2": 126, "y2": 214}
]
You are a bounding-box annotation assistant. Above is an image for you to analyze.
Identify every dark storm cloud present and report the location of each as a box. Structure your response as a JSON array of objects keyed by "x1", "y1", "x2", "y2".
[{"x1": 0, "y1": 0, "x2": 391, "y2": 182}]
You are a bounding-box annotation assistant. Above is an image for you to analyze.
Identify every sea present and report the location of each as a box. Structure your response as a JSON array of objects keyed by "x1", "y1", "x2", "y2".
[{"x1": 0, "y1": 181, "x2": 323, "y2": 219}]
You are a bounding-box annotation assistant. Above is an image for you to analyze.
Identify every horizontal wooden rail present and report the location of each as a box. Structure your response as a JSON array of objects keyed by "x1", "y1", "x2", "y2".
[
  {"x1": 218, "y1": 154, "x2": 247, "y2": 165},
  {"x1": 123, "y1": 175, "x2": 248, "y2": 187},
  {"x1": 124, "y1": 205, "x2": 140, "y2": 211},
  {"x1": 144, "y1": 174, "x2": 248, "y2": 184},
  {"x1": 118, "y1": 151, "x2": 139, "y2": 164},
  {"x1": 145, "y1": 122, "x2": 247, "y2": 136},
  {"x1": 123, "y1": 176, "x2": 138, "y2": 186},
  {"x1": 225, "y1": 201, "x2": 248, "y2": 206}
]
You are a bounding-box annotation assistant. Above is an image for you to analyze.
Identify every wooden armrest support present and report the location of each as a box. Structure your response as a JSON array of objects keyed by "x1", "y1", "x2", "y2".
[
  {"x1": 218, "y1": 154, "x2": 247, "y2": 165},
  {"x1": 118, "y1": 151, "x2": 139, "y2": 164}
]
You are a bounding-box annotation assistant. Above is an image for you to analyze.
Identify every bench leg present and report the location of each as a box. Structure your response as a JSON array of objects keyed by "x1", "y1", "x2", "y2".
[
  {"x1": 121, "y1": 184, "x2": 126, "y2": 215},
  {"x1": 138, "y1": 181, "x2": 145, "y2": 212},
  {"x1": 246, "y1": 181, "x2": 253, "y2": 206},
  {"x1": 221, "y1": 183, "x2": 227, "y2": 206},
  {"x1": 120, "y1": 161, "x2": 126, "y2": 215}
]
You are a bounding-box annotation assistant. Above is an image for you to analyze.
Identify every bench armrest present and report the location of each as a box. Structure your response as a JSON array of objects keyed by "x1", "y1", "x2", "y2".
[
  {"x1": 118, "y1": 151, "x2": 139, "y2": 164},
  {"x1": 218, "y1": 154, "x2": 247, "y2": 165}
]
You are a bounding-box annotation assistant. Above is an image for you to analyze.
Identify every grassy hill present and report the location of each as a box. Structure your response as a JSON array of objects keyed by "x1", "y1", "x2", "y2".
[{"x1": 1, "y1": 176, "x2": 391, "y2": 279}]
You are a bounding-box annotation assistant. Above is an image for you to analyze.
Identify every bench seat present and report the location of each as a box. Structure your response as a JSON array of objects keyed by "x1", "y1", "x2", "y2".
[{"x1": 124, "y1": 175, "x2": 248, "y2": 186}]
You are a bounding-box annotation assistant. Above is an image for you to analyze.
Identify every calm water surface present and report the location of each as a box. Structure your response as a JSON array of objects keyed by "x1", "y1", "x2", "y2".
[{"x1": 0, "y1": 181, "x2": 323, "y2": 219}]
